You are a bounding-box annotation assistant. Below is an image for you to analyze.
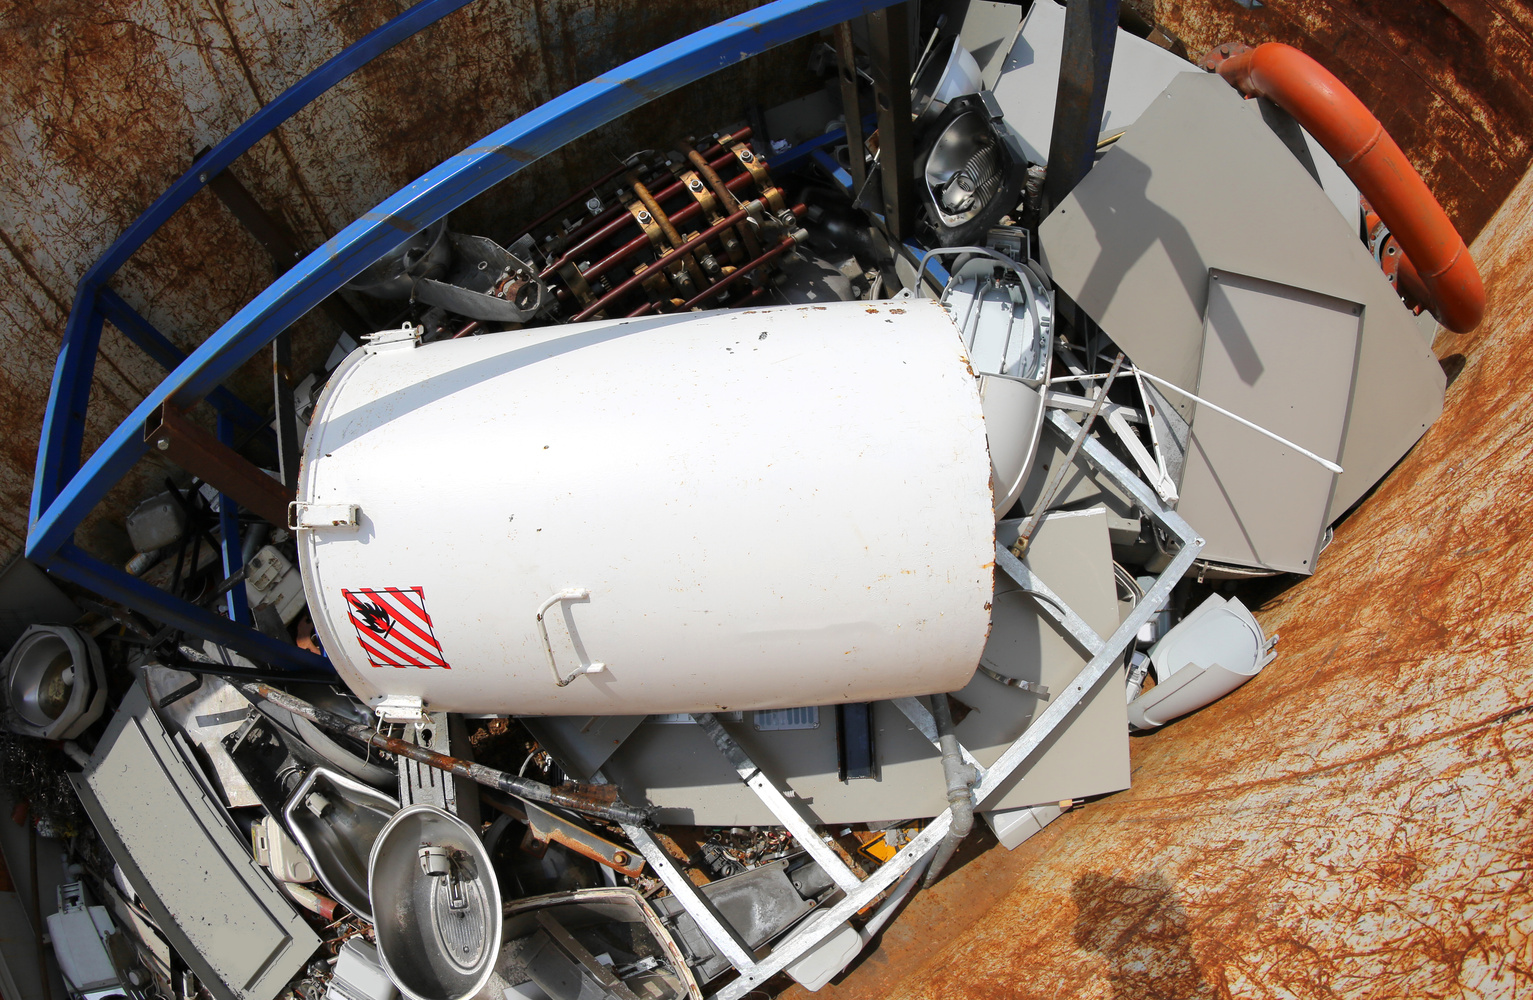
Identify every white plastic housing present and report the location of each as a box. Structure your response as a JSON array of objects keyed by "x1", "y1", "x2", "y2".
[
  {"x1": 1127, "y1": 594, "x2": 1276, "y2": 728},
  {"x1": 298, "y1": 301, "x2": 995, "y2": 716}
]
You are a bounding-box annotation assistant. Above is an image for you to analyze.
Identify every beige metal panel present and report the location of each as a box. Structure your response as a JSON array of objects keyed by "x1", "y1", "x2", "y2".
[
  {"x1": 597, "y1": 508, "x2": 1127, "y2": 825},
  {"x1": 70, "y1": 684, "x2": 318, "y2": 1000},
  {"x1": 955, "y1": 1, "x2": 1023, "y2": 91},
  {"x1": 1039, "y1": 71, "x2": 1444, "y2": 522},
  {"x1": 1179, "y1": 269, "x2": 1362, "y2": 573},
  {"x1": 774, "y1": 149, "x2": 1533, "y2": 1000}
]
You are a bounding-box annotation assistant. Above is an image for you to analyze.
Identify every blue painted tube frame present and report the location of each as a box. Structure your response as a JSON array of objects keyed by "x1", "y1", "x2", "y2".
[{"x1": 28, "y1": 0, "x2": 895, "y2": 676}]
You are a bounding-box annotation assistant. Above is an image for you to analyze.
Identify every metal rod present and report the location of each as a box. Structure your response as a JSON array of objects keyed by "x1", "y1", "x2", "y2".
[
  {"x1": 692, "y1": 712, "x2": 862, "y2": 894},
  {"x1": 572, "y1": 205, "x2": 754, "y2": 321},
  {"x1": 1133, "y1": 367, "x2": 1345, "y2": 474},
  {"x1": 234, "y1": 681, "x2": 654, "y2": 826},
  {"x1": 543, "y1": 151, "x2": 747, "y2": 278},
  {"x1": 1012, "y1": 353, "x2": 1124, "y2": 556},
  {"x1": 833, "y1": 21, "x2": 868, "y2": 194},
  {"x1": 679, "y1": 235, "x2": 798, "y2": 310},
  {"x1": 866, "y1": 4, "x2": 915, "y2": 238},
  {"x1": 563, "y1": 170, "x2": 755, "y2": 287}
]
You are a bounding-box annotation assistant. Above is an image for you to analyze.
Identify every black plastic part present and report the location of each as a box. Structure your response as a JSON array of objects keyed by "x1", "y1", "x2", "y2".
[{"x1": 836, "y1": 702, "x2": 879, "y2": 781}]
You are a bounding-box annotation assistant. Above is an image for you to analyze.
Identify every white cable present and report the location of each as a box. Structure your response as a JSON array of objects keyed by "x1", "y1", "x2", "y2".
[{"x1": 1133, "y1": 368, "x2": 1344, "y2": 475}]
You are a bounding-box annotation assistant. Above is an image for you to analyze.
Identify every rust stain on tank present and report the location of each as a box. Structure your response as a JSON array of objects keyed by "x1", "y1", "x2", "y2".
[{"x1": 784, "y1": 156, "x2": 1533, "y2": 1000}]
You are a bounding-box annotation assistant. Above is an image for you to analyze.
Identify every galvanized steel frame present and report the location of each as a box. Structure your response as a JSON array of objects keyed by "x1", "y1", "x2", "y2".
[
  {"x1": 637, "y1": 411, "x2": 1203, "y2": 1000},
  {"x1": 27, "y1": 0, "x2": 902, "y2": 677}
]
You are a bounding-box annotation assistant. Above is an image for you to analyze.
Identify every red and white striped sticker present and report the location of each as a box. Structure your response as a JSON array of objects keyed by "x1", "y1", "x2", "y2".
[{"x1": 341, "y1": 587, "x2": 450, "y2": 669}]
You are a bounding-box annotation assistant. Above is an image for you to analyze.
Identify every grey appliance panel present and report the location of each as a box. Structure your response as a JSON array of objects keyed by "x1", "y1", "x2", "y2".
[
  {"x1": 1180, "y1": 270, "x2": 1362, "y2": 573},
  {"x1": 70, "y1": 684, "x2": 318, "y2": 1000},
  {"x1": 1039, "y1": 71, "x2": 1444, "y2": 522},
  {"x1": 955, "y1": 1, "x2": 1023, "y2": 91},
  {"x1": 597, "y1": 509, "x2": 1127, "y2": 825}
]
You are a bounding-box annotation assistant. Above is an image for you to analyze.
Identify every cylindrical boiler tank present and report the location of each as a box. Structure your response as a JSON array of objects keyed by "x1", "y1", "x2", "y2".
[{"x1": 296, "y1": 299, "x2": 995, "y2": 716}]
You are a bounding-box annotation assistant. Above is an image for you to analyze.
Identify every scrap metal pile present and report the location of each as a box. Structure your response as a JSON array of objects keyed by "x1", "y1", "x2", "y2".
[{"x1": 12, "y1": 4, "x2": 1479, "y2": 1000}]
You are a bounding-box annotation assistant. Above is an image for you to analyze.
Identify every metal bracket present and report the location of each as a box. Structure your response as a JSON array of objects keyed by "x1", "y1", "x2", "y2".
[
  {"x1": 288, "y1": 501, "x2": 360, "y2": 530},
  {"x1": 691, "y1": 713, "x2": 862, "y2": 894}
]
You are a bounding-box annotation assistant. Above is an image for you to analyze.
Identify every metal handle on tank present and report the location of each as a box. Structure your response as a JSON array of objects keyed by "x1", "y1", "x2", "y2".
[{"x1": 535, "y1": 588, "x2": 607, "y2": 686}]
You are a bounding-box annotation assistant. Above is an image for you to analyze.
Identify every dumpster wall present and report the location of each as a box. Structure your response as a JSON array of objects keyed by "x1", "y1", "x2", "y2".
[
  {"x1": 0, "y1": 0, "x2": 812, "y2": 563},
  {"x1": 1149, "y1": 0, "x2": 1533, "y2": 242},
  {"x1": 789, "y1": 155, "x2": 1533, "y2": 999}
]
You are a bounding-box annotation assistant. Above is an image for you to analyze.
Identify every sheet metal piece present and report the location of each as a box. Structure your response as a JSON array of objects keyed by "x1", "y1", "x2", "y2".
[
  {"x1": 774, "y1": 159, "x2": 1533, "y2": 1000},
  {"x1": 69, "y1": 683, "x2": 318, "y2": 1000},
  {"x1": 1039, "y1": 71, "x2": 1444, "y2": 523}
]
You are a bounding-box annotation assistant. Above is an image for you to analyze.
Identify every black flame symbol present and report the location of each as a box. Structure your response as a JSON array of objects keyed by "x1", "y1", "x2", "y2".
[{"x1": 353, "y1": 600, "x2": 393, "y2": 637}]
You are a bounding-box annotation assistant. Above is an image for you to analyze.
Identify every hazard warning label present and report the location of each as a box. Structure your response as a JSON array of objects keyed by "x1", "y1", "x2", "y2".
[{"x1": 341, "y1": 587, "x2": 450, "y2": 669}]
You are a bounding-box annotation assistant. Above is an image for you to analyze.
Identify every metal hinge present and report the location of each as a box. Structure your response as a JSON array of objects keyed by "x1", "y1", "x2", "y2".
[
  {"x1": 372, "y1": 694, "x2": 425, "y2": 724},
  {"x1": 288, "y1": 501, "x2": 361, "y2": 530},
  {"x1": 363, "y1": 323, "x2": 422, "y2": 351}
]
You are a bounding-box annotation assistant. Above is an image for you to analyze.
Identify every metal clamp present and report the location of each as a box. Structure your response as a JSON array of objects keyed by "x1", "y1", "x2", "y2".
[{"x1": 536, "y1": 588, "x2": 606, "y2": 687}]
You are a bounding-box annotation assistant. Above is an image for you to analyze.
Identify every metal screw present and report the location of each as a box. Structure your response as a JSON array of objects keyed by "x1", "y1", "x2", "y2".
[
  {"x1": 156, "y1": 438, "x2": 170, "y2": 451},
  {"x1": 197, "y1": 172, "x2": 208, "y2": 183},
  {"x1": 612, "y1": 852, "x2": 630, "y2": 866}
]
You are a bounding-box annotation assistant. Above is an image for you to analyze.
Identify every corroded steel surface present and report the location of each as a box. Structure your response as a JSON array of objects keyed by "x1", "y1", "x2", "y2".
[
  {"x1": 0, "y1": 0, "x2": 812, "y2": 563},
  {"x1": 1151, "y1": 0, "x2": 1533, "y2": 245},
  {"x1": 783, "y1": 162, "x2": 1533, "y2": 1000}
]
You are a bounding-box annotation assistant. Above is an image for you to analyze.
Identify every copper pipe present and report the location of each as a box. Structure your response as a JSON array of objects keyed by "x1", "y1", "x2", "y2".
[
  {"x1": 514, "y1": 160, "x2": 633, "y2": 239},
  {"x1": 681, "y1": 235, "x2": 798, "y2": 310},
  {"x1": 544, "y1": 152, "x2": 749, "y2": 277},
  {"x1": 530, "y1": 136, "x2": 751, "y2": 247},
  {"x1": 577, "y1": 171, "x2": 756, "y2": 286},
  {"x1": 627, "y1": 301, "x2": 654, "y2": 318},
  {"x1": 688, "y1": 148, "x2": 761, "y2": 257},
  {"x1": 628, "y1": 175, "x2": 707, "y2": 290},
  {"x1": 450, "y1": 320, "x2": 480, "y2": 339},
  {"x1": 573, "y1": 206, "x2": 754, "y2": 322}
]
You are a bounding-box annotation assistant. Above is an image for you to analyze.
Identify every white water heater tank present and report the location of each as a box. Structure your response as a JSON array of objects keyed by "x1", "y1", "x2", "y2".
[{"x1": 296, "y1": 300, "x2": 995, "y2": 716}]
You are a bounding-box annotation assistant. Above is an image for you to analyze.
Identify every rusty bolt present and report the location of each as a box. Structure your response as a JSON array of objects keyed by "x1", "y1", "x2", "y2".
[
  {"x1": 612, "y1": 851, "x2": 630, "y2": 866},
  {"x1": 156, "y1": 437, "x2": 170, "y2": 451},
  {"x1": 485, "y1": 717, "x2": 508, "y2": 735}
]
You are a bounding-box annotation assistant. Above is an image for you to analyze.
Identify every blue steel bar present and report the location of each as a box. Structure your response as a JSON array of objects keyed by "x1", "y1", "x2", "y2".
[
  {"x1": 31, "y1": 0, "x2": 480, "y2": 524},
  {"x1": 48, "y1": 544, "x2": 335, "y2": 681},
  {"x1": 97, "y1": 289, "x2": 267, "y2": 433},
  {"x1": 28, "y1": 0, "x2": 899, "y2": 566},
  {"x1": 216, "y1": 415, "x2": 253, "y2": 627}
]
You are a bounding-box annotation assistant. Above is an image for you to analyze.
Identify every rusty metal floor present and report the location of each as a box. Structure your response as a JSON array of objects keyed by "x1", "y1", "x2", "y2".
[{"x1": 779, "y1": 165, "x2": 1533, "y2": 1000}]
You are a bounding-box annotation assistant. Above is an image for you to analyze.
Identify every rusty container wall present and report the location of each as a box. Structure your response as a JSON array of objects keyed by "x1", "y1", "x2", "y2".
[
  {"x1": 1145, "y1": 0, "x2": 1533, "y2": 242},
  {"x1": 0, "y1": 0, "x2": 816, "y2": 564},
  {"x1": 781, "y1": 159, "x2": 1533, "y2": 996}
]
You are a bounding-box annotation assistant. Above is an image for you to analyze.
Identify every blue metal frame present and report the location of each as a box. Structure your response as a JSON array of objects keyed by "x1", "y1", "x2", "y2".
[{"x1": 28, "y1": 0, "x2": 898, "y2": 677}]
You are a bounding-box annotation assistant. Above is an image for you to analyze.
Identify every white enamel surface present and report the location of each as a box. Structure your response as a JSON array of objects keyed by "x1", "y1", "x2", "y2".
[{"x1": 298, "y1": 300, "x2": 995, "y2": 715}]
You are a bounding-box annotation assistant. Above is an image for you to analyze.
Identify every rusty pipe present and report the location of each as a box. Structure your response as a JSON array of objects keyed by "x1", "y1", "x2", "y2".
[
  {"x1": 573, "y1": 205, "x2": 755, "y2": 321},
  {"x1": 1215, "y1": 42, "x2": 1483, "y2": 333},
  {"x1": 234, "y1": 680, "x2": 654, "y2": 826}
]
